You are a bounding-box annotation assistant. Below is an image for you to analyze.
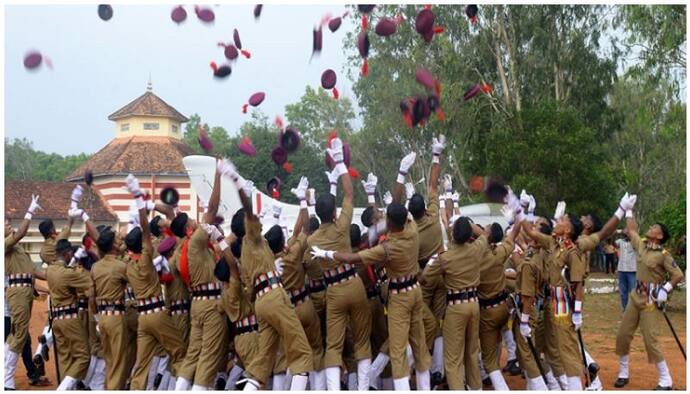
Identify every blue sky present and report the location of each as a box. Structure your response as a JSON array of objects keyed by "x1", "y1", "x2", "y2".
[{"x1": 5, "y1": 4, "x2": 358, "y2": 156}]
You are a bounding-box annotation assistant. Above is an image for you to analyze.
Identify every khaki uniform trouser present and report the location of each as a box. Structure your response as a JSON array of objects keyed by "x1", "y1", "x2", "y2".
[
  {"x1": 479, "y1": 302, "x2": 510, "y2": 373},
  {"x1": 368, "y1": 296, "x2": 392, "y2": 378},
  {"x1": 537, "y1": 301, "x2": 566, "y2": 376},
  {"x1": 54, "y1": 316, "x2": 91, "y2": 380},
  {"x1": 124, "y1": 304, "x2": 138, "y2": 378},
  {"x1": 616, "y1": 291, "x2": 665, "y2": 363},
  {"x1": 421, "y1": 277, "x2": 445, "y2": 338},
  {"x1": 129, "y1": 311, "x2": 188, "y2": 389},
  {"x1": 294, "y1": 298, "x2": 324, "y2": 371},
  {"x1": 170, "y1": 312, "x2": 193, "y2": 380},
  {"x1": 235, "y1": 329, "x2": 260, "y2": 371},
  {"x1": 512, "y1": 310, "x2": 541, "y2": 379},
  {"x1": 99, "y1": 314, "x2": 129, "y2": 389},
  {"x1": 550, "y1": 308, "x2": 583, "y2": 377},
  {"x1": 179, "y1": 298, "x2": 227, "y2": 387},
  {"x1": 86, "y1": 304, "x2": 102, "y2": 358},
  {"x1": 6, "y1": 287, "x2": 33, "y2": 354},
  {"x1": 247, "y1": 288, "x2": 313, "y2": 384},
  {"x1": 443, "y1": 301, "x2": 480, "y2": 390},
  {"x1": 388, "y1": 286, "x2": 431, "y2": 379},
  {"x1": 324, "y1": 277, "x2": 372, "y2": 368}
]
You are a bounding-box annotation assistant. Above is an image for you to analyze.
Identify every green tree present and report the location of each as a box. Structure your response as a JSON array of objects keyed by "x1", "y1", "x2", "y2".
[{"x1": 5, "y1": 138, "x2": 91, "y2": 182}]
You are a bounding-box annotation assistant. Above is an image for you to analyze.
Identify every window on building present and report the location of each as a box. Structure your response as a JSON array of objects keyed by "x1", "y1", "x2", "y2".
[
  {"x1": 143, "y1": 122, "x2": 160, "y2": 130},
  {"x1": 121, "y1": 123, "x2": 130, "y2": 131},
  {"x1": 172, "y1": 124, "x2": 178, "y2": 133}
]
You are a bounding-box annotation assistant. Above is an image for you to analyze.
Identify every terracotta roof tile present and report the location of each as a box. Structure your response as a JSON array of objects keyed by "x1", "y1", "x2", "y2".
[
  {"x1": 5, "y1": 181, "x2": 118, "y2": 221},
  {"x1": 65, "y1": 136, "x2": 195, "y2": 181},
  {"x1": 108, "y1": 91, "x2": 188, "y2": 122}
]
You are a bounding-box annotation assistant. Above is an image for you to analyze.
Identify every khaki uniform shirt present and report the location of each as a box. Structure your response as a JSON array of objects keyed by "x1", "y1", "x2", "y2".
[
  {"x1": 533, "y1": 232, "x2": 585, "y2": 288},
  {"x1": 166, "y1": 240, "x2": 190, "y2": 302},
  {"x1": 416, "y1": 189, "x2": 443, "y2": 262},
  {"x1": 577, "y1": 233, "x2": 599, "y2": 277},
  {"x1": 425, "y1": 235, "x2": 487, "y2": 292},
  {"x1": 188, "y1": 227, "x2": 216, "y2": 287},
  {"x1": 359, "y1": 219, "x2": 419, "y2": 279},
  {"x1": 307, "y1": 199, "x2": 353, "y2": 272},
  {"x1": 40, "y1": 225, "x2": 72, "y2": 265},
  {"x1": 281, "y1": 233, "x2": 309, "y2": 291},
  {"x1": 478, "y1": 239, "x2": 514, "y2": 300},
  {"x1": 515, "y1": 253, "x2": 542, "y2": 299},
  {"x1": 240, "y1": 215, "x2": 279, "y2": 287},
  {"x1": 126, "y1": 242, "x2": 161, "y2": 300},
  {"x1": 47, "y1": 259, "x2": 93, "y2": 308},
  {"x1": 91, "y1": 254, "x2": 128, "y2": 303},
  {"x1": 629, "y1": 232, "x2": 683, "y2": 284},
  {"x1": 5, "y1": 235, "x2": 36, "y2": 278},
  {"x1": 222, "y1": 274, "x2": 254, "y2": 322}
]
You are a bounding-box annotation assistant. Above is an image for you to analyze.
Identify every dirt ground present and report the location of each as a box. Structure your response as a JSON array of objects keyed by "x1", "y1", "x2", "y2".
[{"x1": 15, "y1": 282, "x2": 686, "y2": 390}]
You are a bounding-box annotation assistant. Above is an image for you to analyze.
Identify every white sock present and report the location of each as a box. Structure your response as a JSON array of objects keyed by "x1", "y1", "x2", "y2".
[
  {"x1": 502, "y1": 328, "x2": 517, "y2": 361},
  {"x1": 431, "y1": 336, "x2": 444, "y2": 375},
  {"x1": 406, "y1": 343, "x2": 415, "y2": 369},
  {"x1": 90, "y1": 358, "x2": 106, "y2": 390},
  {"x1": 158, "y1": 355, "x2": 170, "y2": 375},
  {"x1": 168, "y1": 376, "x2": 177, "y2": 391},
  {"x1": 567, "y1": 376, "x2": 582, "y2": 391},
  {"x1": 347, "y1": 372, "x2": 357, "y2": 390},
  {"x1": 57, "y1": 376, "x2": 78, "y2": 391},
  {"x1": 243, "y1": 378, "x2": 260, "y2": 391},
  {"x1": 4, "y1": 350, "x2": 19, "y2": 389},
  {"x1": 285, "y1": 370, "x2": 293, "y2": 389},
  {"x1": 382, "y1": 378, "x2": 393, "y2": 390},
  {"x1": 158, "y1": 371, "x2": 171, "y2": 391},
  {"x1": 290, "y1": 374, "x2": 309, "y2": 390},
  {"x1": 272, "y1": 373, "x2": 286, "y2": 390},
  {"x1": 227, "y1": 365, "x2": 244, "y2": 390},
  {"x1": 357, "y1": 359, "x2": 371, "y2": 390},
  {"x1": 618, "y1": 354, "x2": 629, "y2": 379},
  {"x1": 584, "y1": 349, "x2": 596, "y2": 366},
  {"x1": 83, "y1": 355, "x2": 96, "y2": 387},
  {"x1": 488, "y1": 370, "x2": 509, "y2": 390},
  {"x1": 368, "y1": 353, "x2": 390, "y2": 383},
  {"x1": 558, "y1": 374, "x2": 569, "y2": 390},
  {"x1": 416, "y1": 369, "x2": 431, "y2": 390},
  {"x1": 393, "y1": 377, "x2": 410, "y2": 390},
  {"x1": 479, "y1": 353, "x2": 488, "y2": 380},
  {"x1": 175, "y1": 376, "x2": 192, "y2": 391},
  {"x1": 656, "y1": 360, "x2": 672, "y2": 388},
  {"x1": 545, "y1": 370, "x2": 561, "y2": 390},
  {"x1": 325, "y1": 366, "x2": 341, "y2": 390},
  {"x1": 528, "y1": 376, "x2": 547, "y2": 390},
  {"x1": 147, "y1": 356, "x2": 161, "y2": 390},
  {"x1": 191, "y1": 384, "x2": 208, "y2": 390}
]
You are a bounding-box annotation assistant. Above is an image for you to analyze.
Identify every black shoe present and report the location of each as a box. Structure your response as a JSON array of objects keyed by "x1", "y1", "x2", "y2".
[
  {"x1": 75, "y1": 380, "x2": 90, "y2": 390},
  {"x1": 588, "y1": 362, "x2": 600, "y2": 382},
  {"x1": 482, "y1": 377, "x2": 492, "y2": 386},
  {"x1": 5, "y1": 387, "x2": 16, "y2": 390},
  {"x1": 503, "y1": 359, "x2": 521, "y2": 376},
  {"x1": 654, "y1": 385, "x2": 672, "y2": 391},
  {"x1": 431, "y1": 372, "x2": 444, "y2": 387},
  {"x1": 614, "y1": 378, "x2": 629, "y2": 388},
  {"x1": 38, "y1": 335, "x2": 49, "y2": 362},
  {"x1": 32, "y1": 354, "x2": 45, "y2": 377},
  {"x1": 215, "y1": 377, "x2": 227, "y2": 390},
  {"x1": 152, "y1": 373, "x2": 163, "y2": 390},
  {"x1": 235, "y1": 375, "x2": 248, "y2": 390}
]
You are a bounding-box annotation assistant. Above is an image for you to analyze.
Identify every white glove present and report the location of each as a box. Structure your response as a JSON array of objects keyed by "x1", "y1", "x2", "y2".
[
  {"x1": 27, "y1": 194, "x2": 42, "y2": 215},
  {"x1": 505, "y1": 187, "x2": 520, "y2": 210},
  {"x1": 383, "y1": 191, "x2": 393, "y2": 206},
  {"x1": 326, "y1": 170, "x2": 338, "y2": 196},
  {"x1": 431, "y1": 134, "x2": 446, "y2": 163},
  {"x1": 69, "y1": 208, "x2": 83, "y2": 219},
  {"x1": 361, "y1": 173, "x2": 378, "y2": 195},
  {"x1": 310, "y1": 246, "x2": 335, "y2": 260},
  {"x1": 442, "y1": 174, "x2": 453, "y2": 194},
  {"x1": 70, "y1": 185, "x2": 84, "y2": 209},
  {"x1": 274, "y1": 258, "x2": 285, "y2": 276},
  {"x1": 501, "y1": 205, "x2": 515, "y2": 224},
  {"x1": 200, "y1": 198, "x2": 209, "y2": 214},
  {"x1": 241, "y1": 179, "x2": 254, "y2": 197},
  {"x1": 397, "y1": 152, "x2": 417, "y2": 183},
  {"x1": 654, "y1": 283, "x2": 672, "y2": 306},
  {"x1": 553, "y1": 201, "x2": 566, "y2": 221},
  {"x1": 451, "y1": 191, "x2": 460, "y2": 206},
  {"x1": 619, "y1": 192, "x2": 638, "y2": 211},
  {"x1": 404, "y1": 182, "x2": 415, "y2": 201},
  {"x1": 520, "y1": 189, "x2": 530, "y2": 209},
  {"x1": 308, "y1": 188, "x2": 316, "y2": 206},
  {"x1": 271, "y1": 204, "x2": 282, "y2": 225},
  {"x1": 571, "y1": 311, "x2": 583, "y2": 330},
  {"x1": 74, "y1": 247, "x2": 88, "y2": 260},
  {"x1": 126, "y1": 174, "x2": 142, "y2": 196},
  {"x1": 326, "y1": 137, "x2": 344, "y2": 164},
  {"x1": 528, "y1": 195, "x2": 536, "y2": 214},
  {"x1": 217, "y1": 157, "x2": 236, "y2": 177},
  {"x1": 519, "y1": 313, "x2": 531, "y2": 338},
  {"x1": 290, "y1": 176, "x2": 309, "y2": 202}
]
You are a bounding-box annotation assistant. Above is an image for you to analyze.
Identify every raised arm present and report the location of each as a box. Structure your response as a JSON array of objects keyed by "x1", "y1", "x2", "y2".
[
  {"x1": 327, "y1": 137, "x2": 352, "y2": 205},
  {"x1": 361, "y1": 173, "x2": 378, "y2": 208},
  {"x1": 393, "y1": 152, "x2": 416, "y2": 203},
  {"x1": 125, "y1": 174, "x2": 153, "y2": 251},
  {"x1": 429, "y1": 134, "x2": 445, "y2": 195},
  {"x1": 596, "y1": 192, "x2": 637, "y2": 241},
  {"x1": 204, "y1": 161, "x2": 222, "y2": 224},
  {"x1": 6, "y1": 195, "x2": 41, "y2": 250},
  {"x1": 153, "y1": 202, "x2": 176, "y2": 221},
  {"x1": 290, "y1": 176, "x2": 310, "y2": 236}
]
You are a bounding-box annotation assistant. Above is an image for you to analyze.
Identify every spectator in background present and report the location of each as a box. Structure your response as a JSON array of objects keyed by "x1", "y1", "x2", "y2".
[
  {"x1": 614, "y1": 230, "x2": 637, "y2": 311},
  {"x1": 595, "y1": 242, "x2": 606, "y2": 272},
  {"x1": 604, "y1": 238, "x2": 618, "y2": 274}
]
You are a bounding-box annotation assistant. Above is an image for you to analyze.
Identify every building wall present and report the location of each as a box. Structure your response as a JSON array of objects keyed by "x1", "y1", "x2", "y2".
[
  {"x1": 92, "y1": 174, "x2": 200, "y2": 225},
  {"x1": 114, "y1": 116, "x2": 182, "y2": 140},
  {"x1": 9, "y1": 218, "x2": 118, "y2": 264}
]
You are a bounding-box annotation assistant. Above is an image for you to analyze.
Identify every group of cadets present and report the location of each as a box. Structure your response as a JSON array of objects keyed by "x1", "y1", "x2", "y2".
[{"x1": 4, "y1": 133, "x2": 684, "y2": 391}]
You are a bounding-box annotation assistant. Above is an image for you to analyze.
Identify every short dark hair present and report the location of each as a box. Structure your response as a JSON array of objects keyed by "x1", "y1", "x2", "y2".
[
  {"x1": 350, "y1": 224, "x2": 362, "y2": 248},
  {"x1": 55, "y1": 239, "x2": 72, "y2": 255},
  {"x1": 96, "y1": 229, "x2": 116, "y2": 254},
  {"x1": 408, "y1": 194, "x2": 426, "y2": 220},
  {"x1": 264, "y1": 225, "x2": 284, "y2": 254},
  {"x1": 488, "y1": 223, "x2": 504, "y2": 244},
  {"x1": 656, "y1": 223, "x2": 671, "y2": 244},
  {"x1": 361, "y1": 206, "x2": 376, "y2": 227},
  {"x1": 315, "y1": 194, "x2": 336, "y2": 223},
  {"x1": 538, "y1": 220, "x2": 553, "y2": 235},
  {"x1": 453, "y1": 217, "x2": 472, "y2": 244},
  {"x1": 308, "y1": 216, "x2": 320, "y2": 233},
  {"x1": 588, "y1": 213, "x2": 603, "y2": 233},
  {"x1": 230, "y1": 239, "x2": 242, "y2": 259},
  {"x1": 150, "y1": 216, "x2": 162, "y2": 237},
  {"x1": 568, "y1": 215, "x2": 584, "y2": 241},
  {"x1": 170, "y1": 213, "x2": 189, "y2": 238},
  {"x1": 386, "y1": 202, "x2": 408, "y2": 230},
  {"x1": 231, "y1": 209, "x2": 246, "y2": 239},
  {"x1": 39, "y1": 219, "x2": 55, "y2": 239},
  {"x1": 214, "y1": 256, "x2": 230, "y2": 282},
  {"x1": 125, "y1": 227, "x2": 143, "y2": 253}
]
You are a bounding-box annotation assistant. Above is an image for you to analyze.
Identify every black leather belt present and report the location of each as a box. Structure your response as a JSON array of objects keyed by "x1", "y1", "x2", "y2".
[
  {"x1": 136, "y1": 300, "x2": 166, "y2": 313},
  {"x1": 191, "y1": 288, "x2": 222, "y2": 298},
  {"x1": 254, "y1": 276, "x2": 282, "y2": 294},
  {"x1": 309, "y1": 279, "x2": 326, "y2": 293},
  {"x1": 8, "y1": 277, "x2": 32, "y2": 286},
  {"x1": 323, "y1": 268, "x2": 357, "y2": 286},
  {"x1": 97, "y1": 303, "x2": 126, "y2": 313},
  {"x1": 289, "y1": 287, "x2": 310, "y2": 306},
  {"x1": 77, "y1": 298, "x2": 88, "y2": 311},
  {"x1": 479, "y1": 291, "x2": 509, "y2": 308},
  {"x1": 169, "y1": 302, "x2": 190, "y2": 312},
  {"x1": 235, "y1": 315, "x2": 259, "y2": 335},
  {"x1": 366, "y1": 287, "x2": 379, "y2": 299},
  {"x1": 51, "y1": 305, "x2": 80, "y2": 319},
  {"x1": 446, "y1": 288, "x2": 479, "y2": 304},
  {"x1": 388, "y1": 278, "x2": 418, "y2": 292}
]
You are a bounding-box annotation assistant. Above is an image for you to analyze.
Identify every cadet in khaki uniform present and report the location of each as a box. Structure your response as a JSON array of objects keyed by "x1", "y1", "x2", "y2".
[
  {"x1": 307, "y1": 138, "x2": 372, "y2": 390},
  {"x1": 614, "y1": 210, "x2": 684, "y2": 390},
  {"x1": 123, "y1": 177, "x2": 187, "y2": 390},
  {"x1": 4, "y1": 195, "x2": 45, "y2": 390},
  {"x1": 423, "y1": 214, "x2": 484, "y2": 390},
  {"x1": 170, "y1": 167, "x2": 228, "y2": 390},
  {"x1": 226, "y1": 163, "x2": 313, "y2": 391},
  {"x1": 312, "y1": 201, "x2": 432, "y2": 391},
  {"x1": 476, "y1": 221, "x2": 519, "y2": 390},
  {"x1": 39, "y1": 218, "x2": 73, "y2": 265},
  {"x1": 46, "y1": 239, "x2": 94, "y2": 390}
]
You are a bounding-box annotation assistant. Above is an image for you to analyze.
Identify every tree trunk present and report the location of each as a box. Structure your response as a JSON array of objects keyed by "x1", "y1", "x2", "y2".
[
  {"x1": 499, "y1": 7, "x2": 521, "y2": 112},
  {"x1": 493, "y1": 6, "x2": 512, "y2": 108}
]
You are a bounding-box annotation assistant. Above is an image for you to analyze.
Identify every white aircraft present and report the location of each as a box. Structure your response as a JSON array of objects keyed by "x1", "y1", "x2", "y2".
[{"x1": 182, "y1": 155, "x2": 508, "y2": 240}]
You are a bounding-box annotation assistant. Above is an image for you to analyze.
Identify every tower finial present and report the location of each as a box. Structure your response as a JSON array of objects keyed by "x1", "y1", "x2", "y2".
[{"x1": 147, "y1": 73, "x2": 152, "y2": 92}]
